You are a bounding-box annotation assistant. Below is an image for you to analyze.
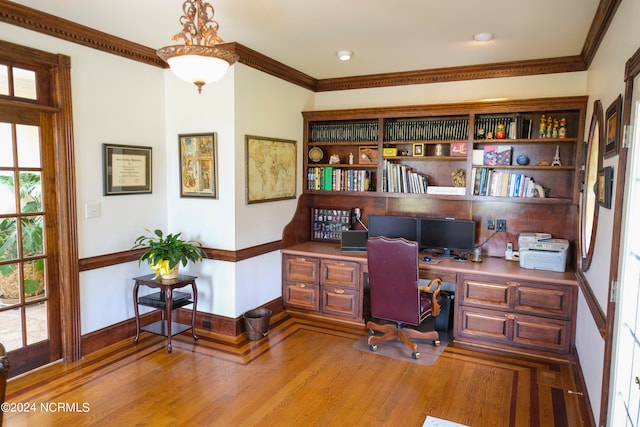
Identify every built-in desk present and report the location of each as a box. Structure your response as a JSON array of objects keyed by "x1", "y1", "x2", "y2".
[{"x1": 282, "y1": 241, "x2": 578, "y2": 357}]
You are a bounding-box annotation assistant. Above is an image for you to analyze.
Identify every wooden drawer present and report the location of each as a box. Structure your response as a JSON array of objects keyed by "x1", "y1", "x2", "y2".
[
  {"x1": 283, "y1": 282, "x2": 320, "y2": 311},
  {"x1": 460, "y1": 276, "x2": 575, "y2": 319},
  {"x1": 514, "y1": 284, "x2": 573, "y2": 319},
  {"x1": 460, "y1": 279, "x2": 510, "y2": 309},
  {"x1": 283, "y1": 255, "x2": 320, "y2": 284},
  {"x1": 420, "y1": 268, "x2": 457, "y2": 284},
  {"x1": 320, "y1": 259, "x2": 360, "y2": 289},
  {"x1": 321, "y1": 285, "x2": 360, "y2": 318}
]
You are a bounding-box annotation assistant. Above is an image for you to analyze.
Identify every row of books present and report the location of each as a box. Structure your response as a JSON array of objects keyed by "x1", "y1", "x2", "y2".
[
  {"x1": 307, "y1": 167, "x2": 373, "y2": 192},
  {"x1": 471, "y1": 167, "x2": 537, "y2": 198},
  {"x1": 309, "y1": 122, "x2": 378, "y2": 143},
  {"x1": 474, "y1": 115, "x2": 537, "y2": 140},
  {"x1": 385, "y1": 118, "x2": 468, "y2": 141},
  {"x1": 382, "y1": 160, "x2": 428, "y2": 194}
]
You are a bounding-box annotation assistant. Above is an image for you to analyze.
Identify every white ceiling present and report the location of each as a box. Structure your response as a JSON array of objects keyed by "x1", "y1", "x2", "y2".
[{"x1": 12, "y1": 0, "x2": 600, "y2": 79}]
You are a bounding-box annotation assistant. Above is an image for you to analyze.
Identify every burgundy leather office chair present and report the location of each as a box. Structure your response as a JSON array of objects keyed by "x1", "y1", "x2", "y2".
[
  {"x1": 0, "y1": 342, "x2": 8, "y2": 427},
  {"x1": 366, "y1": 236, "x2": 441, "y2": 359}
]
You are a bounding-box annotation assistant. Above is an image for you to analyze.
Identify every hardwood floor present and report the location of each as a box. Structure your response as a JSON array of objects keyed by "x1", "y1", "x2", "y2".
[{"x1": 3, "y1": 314, "x2": 591, "y2": 427}]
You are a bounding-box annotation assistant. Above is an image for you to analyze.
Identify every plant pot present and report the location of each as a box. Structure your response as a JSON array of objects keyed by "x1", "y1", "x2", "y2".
[{"x1": 160, "y1": 266, "x2": 179, "y2": 281}]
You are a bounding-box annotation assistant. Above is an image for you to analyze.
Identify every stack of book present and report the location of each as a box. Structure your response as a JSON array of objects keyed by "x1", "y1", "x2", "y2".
[
  {"x1": 471, "y1": 167, "x2": 537, "y2": 198},
  {"x1": 382, "y1": 160, "x2": 428, "y2": 194},
  {"x1": 307, "y1": 166, "x2": 373, "y2": 192}
]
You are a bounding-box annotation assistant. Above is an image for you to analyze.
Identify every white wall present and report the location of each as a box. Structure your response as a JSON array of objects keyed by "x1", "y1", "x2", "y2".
[
  {"x1": 579, "y1": 0, "x2": 640, "y2": 421},
  {"x1": 0, "y1": 22, "x2": 168, "y2": 333},
  {"x1": 162, "y1": 64, "x2": 313, "y2": 317}
]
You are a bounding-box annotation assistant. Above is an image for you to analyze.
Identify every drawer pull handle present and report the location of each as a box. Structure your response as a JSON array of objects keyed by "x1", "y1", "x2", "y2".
[
  {"x1": 297, "y1": 283, "x2": 306, "y2": 288},
  {"x1": 334, "y1": 262, "x2": 345, "y2": 267},
  {"x1": 334, "y1": 289, "x2": 345, "y2": 294},
  {"x1": 296, "y1": 257, "x2": 306, "y2": 261}
]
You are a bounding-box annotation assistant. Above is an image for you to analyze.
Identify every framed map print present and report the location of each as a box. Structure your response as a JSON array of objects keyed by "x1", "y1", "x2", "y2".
[
  {"x1": 179, "y1": 132, "x2": 217, "y2": 198},
  {"x1": 245, "y1": 135, "x2": 296, "y2": 204}
]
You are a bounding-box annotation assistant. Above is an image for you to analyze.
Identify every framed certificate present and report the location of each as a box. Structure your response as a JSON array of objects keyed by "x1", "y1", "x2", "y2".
[{"x1": 103, "y1": 144, "x2": 152, "y2": 195}]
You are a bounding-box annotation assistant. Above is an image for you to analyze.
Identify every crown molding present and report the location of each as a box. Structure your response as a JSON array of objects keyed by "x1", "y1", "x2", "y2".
[
  {"x1": 315, "y1": 56, "x2": 587, "y2": 92},
  {"x1": 0, "y1": 0, "x2": 611, "y2": 92},
  {"x1": 0, "y1": 0, "x2": 166, "y2": 67},
  {"x1": 581, "y1": 0, "x2": 622, "y2": 67},
  {"x1": 227, "y1": 43, "x2": 317, "y2": 91}
]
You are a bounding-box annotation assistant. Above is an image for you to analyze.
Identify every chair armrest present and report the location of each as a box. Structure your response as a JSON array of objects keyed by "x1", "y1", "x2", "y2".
[{"x1": 419, "y1": 277, "x2": 442, "y2": 316}]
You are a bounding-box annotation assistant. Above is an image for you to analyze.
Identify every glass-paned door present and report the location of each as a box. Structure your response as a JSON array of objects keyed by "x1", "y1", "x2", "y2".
[{"x1": 0, "y1": 111, "x2": 50, "y2": 360}]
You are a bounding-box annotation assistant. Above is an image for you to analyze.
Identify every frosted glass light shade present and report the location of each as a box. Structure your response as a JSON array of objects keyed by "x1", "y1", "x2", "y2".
[
  {"x1": 166, "y1": 55, "x2": 230, "y2": 84},
  {"x1": 157, "y1": 44, "x2": 239, "y2": 93}
]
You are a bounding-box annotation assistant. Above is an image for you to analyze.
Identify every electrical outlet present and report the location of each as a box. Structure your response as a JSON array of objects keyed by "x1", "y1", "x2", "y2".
[
  {"x1": 203, "y1": 320, "x2": 212, "y2": 329},
  {"x1": 487, "y1": 219, "x2": 495, "y2": 230},
  {"x1": 496, "y1": 219, "x2": 507, "y2": 232}
]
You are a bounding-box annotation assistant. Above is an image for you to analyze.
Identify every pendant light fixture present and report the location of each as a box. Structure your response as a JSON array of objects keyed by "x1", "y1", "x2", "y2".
[{"x1": 157, "y1": 0, "x2": 239, "y2": 93}]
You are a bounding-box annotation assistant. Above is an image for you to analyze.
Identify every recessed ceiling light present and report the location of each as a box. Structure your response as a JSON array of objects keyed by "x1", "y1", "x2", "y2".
[
  {"x1": 337, "y1": 50, "x2": 353, "y2": 61},
  {"x1": 473, "y1": 32, "x2": 494, "y2": 42}
]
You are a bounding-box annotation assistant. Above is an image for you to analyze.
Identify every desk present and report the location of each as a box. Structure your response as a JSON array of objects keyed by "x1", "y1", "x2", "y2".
[
  {"x1": 133, "y1": 274, "x2": 199, "y2": 353},
  {"x1": 282, "y1": 241, "x2": 578, "y2": 357}
]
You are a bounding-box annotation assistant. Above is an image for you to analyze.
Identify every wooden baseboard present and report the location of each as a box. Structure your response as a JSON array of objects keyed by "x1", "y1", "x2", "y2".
[{"x1": 81, "y1": 298, "x2": 285, "y2": 355}]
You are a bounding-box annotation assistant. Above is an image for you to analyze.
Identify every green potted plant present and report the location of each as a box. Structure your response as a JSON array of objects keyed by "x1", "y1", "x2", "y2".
[
  {"x1": 0, "y1": 173, "x2": 45, "y2": 303},
  {"x1": 132, "y1": 228, "x2": 206, "y2": 280}
]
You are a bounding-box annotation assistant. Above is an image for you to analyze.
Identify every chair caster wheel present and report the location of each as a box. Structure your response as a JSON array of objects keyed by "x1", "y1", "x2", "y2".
[
  {"x1": 412, "y1": 352, "x2": 420, "y2": 359},
  {"x1": 433, "y1": 340, "x2": 441, "y2": 347},
  {"x1": 368, "y1": 329, "x2": 375, "y2": 336},
  {"x1": 369, "y1": 344, "x2": 377, "y2": 352}
]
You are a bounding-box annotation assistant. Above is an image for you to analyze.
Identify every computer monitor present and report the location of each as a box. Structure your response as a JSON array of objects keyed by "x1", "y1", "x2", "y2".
[
  {"x1": 419, "y1": 217, "x2": 476, "y2": 258},
  {"x1": 368, "y1": 215, "x2": 418, "y2": 242}
]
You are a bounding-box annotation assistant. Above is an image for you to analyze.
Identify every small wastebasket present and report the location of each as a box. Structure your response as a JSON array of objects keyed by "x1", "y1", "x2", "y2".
[{"x1": 243, "y1": 308, "x2": 272, "y2": 340}]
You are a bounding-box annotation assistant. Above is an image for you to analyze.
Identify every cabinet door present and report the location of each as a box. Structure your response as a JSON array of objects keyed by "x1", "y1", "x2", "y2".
[
  {"x1": 321, "y1": 286, "x2": 360, "y2": 319},
  {"x1": 457, "y1": 306, "x2": 511, "y2": 342},
  {"x1": 320, "y1": 259, "x2": 360, "y2": 289},
  {"x1": 283, "y1": 282, "x2": 320, "y2": 311},
  {"x1": 283, "y1": 255, "x2": 319, "y2": 284},
  {"x1": 512, "y1": 313, "x2": 571, "y2": 353}
]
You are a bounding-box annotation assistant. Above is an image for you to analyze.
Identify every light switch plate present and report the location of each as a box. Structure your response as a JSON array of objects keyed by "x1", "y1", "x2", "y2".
[{"x1": 85, "y1": 202, "x2": 101, "y2": 218}]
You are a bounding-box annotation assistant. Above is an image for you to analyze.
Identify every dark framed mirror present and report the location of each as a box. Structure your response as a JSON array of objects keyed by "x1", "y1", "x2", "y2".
[{"x1": 580, "y1": 100, "x2": 604, "y2": 271}]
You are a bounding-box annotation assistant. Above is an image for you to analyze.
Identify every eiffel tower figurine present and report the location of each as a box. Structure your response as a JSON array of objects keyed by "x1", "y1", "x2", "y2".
[{"x1": 551, "y1": 145, "x2": 562, "y2": 166}]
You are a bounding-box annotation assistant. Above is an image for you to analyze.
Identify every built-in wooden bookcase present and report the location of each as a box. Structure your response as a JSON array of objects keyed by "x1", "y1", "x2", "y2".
[
  {"x1": 288, "y1": 97, "x2": 587, "y2": 261},
  {"x1": 302, "y1": 97, "x2": 586, "y2": 204}
]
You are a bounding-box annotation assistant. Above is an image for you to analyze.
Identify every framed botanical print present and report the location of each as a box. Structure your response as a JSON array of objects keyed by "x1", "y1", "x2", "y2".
[{"x1": 179, "y1": 133, "x2": 218, "y2": 198}]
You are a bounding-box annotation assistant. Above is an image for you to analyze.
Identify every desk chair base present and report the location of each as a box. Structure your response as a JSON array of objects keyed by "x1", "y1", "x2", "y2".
[{"x1": 366, "y1": 321, "x2": 440, "y2": 360}]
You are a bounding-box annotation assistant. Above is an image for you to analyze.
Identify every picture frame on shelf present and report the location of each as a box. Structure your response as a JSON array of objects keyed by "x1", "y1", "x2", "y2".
[
  {"x1": 412, "y1": 143, "x2": 424, "y2": 156},
  {"x1": 604, "y1": 94, "x2": 622, "y2": 159},
  {"x1": 246, "y1": 135, "x2": 297, "y2": 204},
  {"x1": 179, "y1": 132, "x2": 218, "y2": 198},
  {"x1": 102, "y1": 143, "x2": 152, "y2": 195},
  {"x1": 597, "y1": 166, "x2": 614, "y2": 209}
]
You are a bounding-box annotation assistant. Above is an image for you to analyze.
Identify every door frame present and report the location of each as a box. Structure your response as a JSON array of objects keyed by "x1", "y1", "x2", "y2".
[
  {"x1": 599, "y1": 46, "x2": 640, "y2": 425},
  {"x1": 0, "y1": 40, "x2": 80, "y2": 367}
]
